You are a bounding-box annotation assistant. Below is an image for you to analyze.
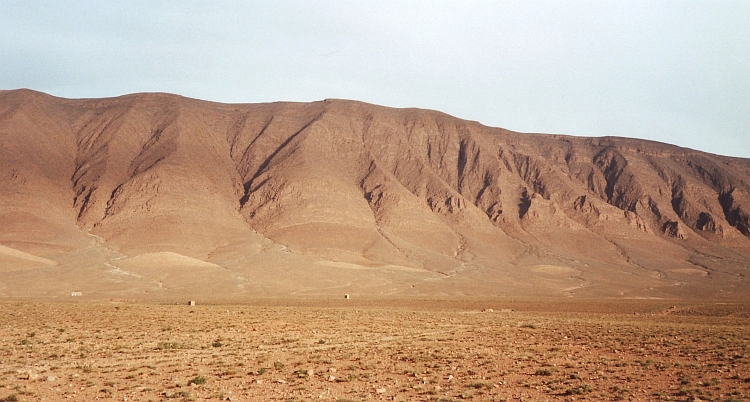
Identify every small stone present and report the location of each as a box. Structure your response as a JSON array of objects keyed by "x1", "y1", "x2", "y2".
[
  {"x1": 307, "y1": 369, "x2": 314, "y2": 377},
  {"x1": 47, "y1": 376, "x2": 57, "y2": 382},
  {"x1": 328, "y1": 367, "x2": 336, "y2": 373},
  {"x1": 276, "y1": 379, "x2": 286, "y2": 384},
  {"x1": 375, "y1": 387, "x2": 386, "y2": 394},
  {"x1": 328, "y1": 375, "x2": 335, "y2": 382}
]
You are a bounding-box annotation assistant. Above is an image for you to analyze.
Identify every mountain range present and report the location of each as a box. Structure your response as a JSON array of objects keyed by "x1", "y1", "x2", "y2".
[{"x1": 1, "y1": 89, "x2": 748, "y2": 300}]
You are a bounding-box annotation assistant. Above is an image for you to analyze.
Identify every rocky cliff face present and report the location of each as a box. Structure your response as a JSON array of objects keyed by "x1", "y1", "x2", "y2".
[{"x1": 1, "y1": 89, "x2": 748, "y2": 299}]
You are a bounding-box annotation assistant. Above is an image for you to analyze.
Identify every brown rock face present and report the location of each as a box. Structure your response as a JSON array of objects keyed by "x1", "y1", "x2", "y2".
[{"x1": 1, "y1": 89, "x2": 749, "y2": 300}]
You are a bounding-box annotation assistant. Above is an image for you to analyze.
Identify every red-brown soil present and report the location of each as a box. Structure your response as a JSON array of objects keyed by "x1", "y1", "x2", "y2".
[{"x1": 1, "y1": 300, "x2": 748, "y2": 401}]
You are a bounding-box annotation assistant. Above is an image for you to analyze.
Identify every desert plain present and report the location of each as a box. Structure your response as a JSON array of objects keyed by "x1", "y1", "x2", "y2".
[{"x1": 1, "y1": 299, "x2": 749, "y2": 402}]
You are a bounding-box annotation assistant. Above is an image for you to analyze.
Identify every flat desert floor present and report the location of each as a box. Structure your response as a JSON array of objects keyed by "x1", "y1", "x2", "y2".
[{"x1": 1, "y1": 299, "x2": 749, "y2": 401}]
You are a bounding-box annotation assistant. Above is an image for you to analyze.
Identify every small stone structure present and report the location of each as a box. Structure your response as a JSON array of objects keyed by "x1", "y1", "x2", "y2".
[
  {"x1": 188, "y1": 300, "x2": 196, "y2": 306},
  {"x1": 344, "y1": 294, "x2": 350, "y2": 299}
]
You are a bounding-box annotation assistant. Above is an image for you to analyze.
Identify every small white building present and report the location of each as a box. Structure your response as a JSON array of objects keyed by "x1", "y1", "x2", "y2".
[{"x1": 71, "y1": 291, "x2": 82, "y2": 297}]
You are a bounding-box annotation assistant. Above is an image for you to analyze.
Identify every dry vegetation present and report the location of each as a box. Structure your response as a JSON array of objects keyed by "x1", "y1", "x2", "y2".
[{"x1": 1, "y1": 300, "x2": 749, "y2": 401}]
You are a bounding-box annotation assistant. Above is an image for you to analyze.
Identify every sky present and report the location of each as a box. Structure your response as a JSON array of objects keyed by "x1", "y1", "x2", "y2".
[{"x1": 1, "y1": 1, "x2": 749, "y2": 158}]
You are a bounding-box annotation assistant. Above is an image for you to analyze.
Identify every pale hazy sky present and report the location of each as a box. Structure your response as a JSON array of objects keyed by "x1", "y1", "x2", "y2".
[{"x1": 2, "y1": 1, "x2": 748, "y2": 158}]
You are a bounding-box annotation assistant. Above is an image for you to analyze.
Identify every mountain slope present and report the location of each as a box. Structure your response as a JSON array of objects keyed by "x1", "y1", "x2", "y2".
[{"x1": 1, "y1": 89, "x2": 748, "y2": 300}]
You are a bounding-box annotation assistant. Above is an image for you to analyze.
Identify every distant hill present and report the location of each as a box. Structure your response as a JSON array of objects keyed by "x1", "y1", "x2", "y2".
[{"x1": 1, "y1": 89, "x2": 748, "y2": 300}]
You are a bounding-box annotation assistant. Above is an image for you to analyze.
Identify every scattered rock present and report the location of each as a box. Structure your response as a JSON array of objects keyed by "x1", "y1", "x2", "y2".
[{"x1": 18, "y1": 371, "x2": 38, "y2": 381}]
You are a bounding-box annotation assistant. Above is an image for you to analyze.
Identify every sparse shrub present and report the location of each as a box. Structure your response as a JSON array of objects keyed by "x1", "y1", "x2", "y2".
[
  {"x1": 565, "y1": 384, "x2": 593, "y2": 395},
  {"x1": 157, "y1": 342, "x2": 184, "y2": 350},
  {"x1": 677, "y1": 386, "x2": 694, "y2": 396},
  {"x1": 273, "y1": 361, "x2": 284, "y2": 371},
  {"x1": 188, "y1": 376, "x2": 206, "y2": 386},
  {"x1": 0, "y1": 395, "x2": 19, "y2": 402},
  {"x1": 168, "y1": 390, "x2": 190, "y2": 398},
  {"x1": 77, "y1": 364, "x2": 93, "y2": 373}
]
